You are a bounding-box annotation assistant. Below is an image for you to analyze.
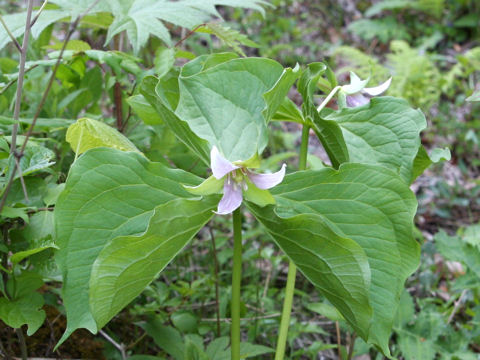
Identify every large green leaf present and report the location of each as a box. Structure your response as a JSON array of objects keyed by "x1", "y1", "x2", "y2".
[
  {"x1": 266, "y1": 164, "x2": 418, "y2": 354},
  {"x1": 140, "y1": 75, "x2": 211, "y2": 165},
  {"x1": 90, "y1": 197, "x2": 217, "y2": 328},
  {"x1": 54, "y1": 148, "x2": 205, "y2": 344},
  {"x1": 323, "y1": 97, "x2": 426, "y2": 183},
  {"x1": 175, "y1": 55, "x2": 286, "y2": 161},
  {"x1": 412, "y1": 146, "x2": 450, "y2": 181},
  {"x1": 248, "y1": 203, "x2": 372, "y2": 339}
]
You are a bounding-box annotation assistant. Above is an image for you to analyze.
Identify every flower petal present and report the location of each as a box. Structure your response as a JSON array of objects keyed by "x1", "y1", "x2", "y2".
[
  {"x1": 346, "y1": 93, "x2": 370, "y2": 107},
  {"x1": 247, "y1": 164, "x2": 286, "y2": 190},
  {"x1": 216, "y1": 179, "x2": 243, "y2": 215},
  {"x1": 341, "y1": 71, "x2": 369, "y2": 95},
  {"x1": 211, "y1": 146, "x2": 239, "y2": 179},
  {"x1": 362, "y1": 77, "x2": 392, "y2": 96}
]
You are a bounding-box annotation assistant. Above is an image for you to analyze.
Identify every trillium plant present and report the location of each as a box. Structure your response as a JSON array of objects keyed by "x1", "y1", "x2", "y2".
[{"x1": 49, "y1": 54, "x2": 450, "y2": 360}]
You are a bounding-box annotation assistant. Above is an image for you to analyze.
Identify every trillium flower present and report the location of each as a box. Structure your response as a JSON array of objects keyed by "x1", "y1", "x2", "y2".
[
  {"x1": 341, "y1": 71, "x2": 392, "y2": 107},
  {"x1": 185, "y1": 147, "x2": 286, "y2": 215}
]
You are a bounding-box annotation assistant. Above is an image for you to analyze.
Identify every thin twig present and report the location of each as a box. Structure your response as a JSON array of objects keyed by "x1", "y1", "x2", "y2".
[
  {"x1": 201, "y1": 313, "x2": 281, "y2": 323},
  {"x1": 99, "y1": 330, "x2": 126, "y2": 360},
  {"x1": 0, "y1": 15, "x2": 21, "y2": 52},
  {"x1": 14, "y1": 156, "x2": 28, "y2": 202},
  {"x1": 0, "y1": 0, "x2": 101, "y2": 213},
  {"x1": 30, "y1": 0, "x2": 49, "y2": 28},
  {"x1": 208, "y1": 225, "x2": 221, "y2": 337},
  {"x1": 347, "y1": 332, "x2": 357, "y2": 360},
  {"x1": 174, "y1": 23, "x2": 206, "y2": 48},
  {"x1": 10, "y1": 0, "x2": 34, "y2": 154},
  {"x1": 335, "y1": 321, "x2": 342, "y2": 360},
  {"x1": 447, "y1": 289, "x2": 468, "y2": 324}
]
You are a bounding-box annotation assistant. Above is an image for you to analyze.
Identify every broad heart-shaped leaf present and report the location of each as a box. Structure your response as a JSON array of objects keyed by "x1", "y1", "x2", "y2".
[
  {"x1": 266, "y1": 164, "x2": 419, "y2": 355},
  {"x1": 90, "y1": 197, "x2": 218, "y2": 328},
  {"x1": 54, "y1": 148, "x2": 206, "y2": 345},
  {"x1": 175, "y1": 55, "x2": 286, "y2": 162},
  {"x1": 323, "y1": 97, "x2": 426, "y2": 183},
  {"x1": 247, "y1": 203, "x2": 372, "y2": 340},
  {"x1": 140, "y1": 75, "x2": 211, "y2": 165},
  {"x1": 66, "y1": 118, "x2": 140, "y2": 155}
]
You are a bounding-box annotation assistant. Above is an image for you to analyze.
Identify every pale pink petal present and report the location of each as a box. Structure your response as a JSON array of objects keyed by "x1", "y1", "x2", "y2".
[
  {"x1": 216, "y1": 179, "x2": 243, "y2": 215},
  {"x1": 247, "y1": 164, "x2": 286, "y2": 190},
  {"x1": 346, "y1": 93, "x2": 370, "y2": 107},
  {"x1": 362, "y1": 77, "x2": 392, "y2": 96},
  {"x1": 211, "y1": 146, "x2": 239, "y2": 179}
]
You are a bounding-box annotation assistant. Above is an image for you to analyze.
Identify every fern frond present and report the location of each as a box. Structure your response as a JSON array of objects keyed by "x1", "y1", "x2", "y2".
[{"x1": 387, "y1": 40, "x2": 441, "y2": 109}]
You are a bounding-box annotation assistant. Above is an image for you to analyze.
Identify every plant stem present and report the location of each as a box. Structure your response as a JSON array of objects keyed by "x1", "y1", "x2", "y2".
[
  {"x1": 16, "y1": 328, "x2": 27, "y2": 360},
  {"x1": 231, "y1": 208, "x2": 243, "y2": 360},
  {"x1": 347, "y1": 332, "x2": 357, "y2": 360},
  {"x1": 317, "y1": 85, "x2": 340, "y2": 112},
  {"x1": 336, "y1": 321, "x2": 342, "y2": 360},
  {"x1": 275, "y1": 124, "x2": 310, "y2": 360}
]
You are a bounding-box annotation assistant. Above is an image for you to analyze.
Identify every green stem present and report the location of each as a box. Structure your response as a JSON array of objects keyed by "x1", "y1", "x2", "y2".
[
  {"x1": 275, "y1": 124, "x2": 310, "y2": 360},
  {"x1": 317, "y1": 85, "x2": 341, "y2": 112},
  {"x1": 231, "y1": 208, "x2": 243, "y2": 360}
]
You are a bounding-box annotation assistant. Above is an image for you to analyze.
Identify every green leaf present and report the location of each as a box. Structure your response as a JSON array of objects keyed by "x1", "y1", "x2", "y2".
[
  {"x1": 154, "y1": 46, "x2": 176, "y2": 78},
  {"x1": 324, "y1": 97, "x2": 427, "y2": 183},
  {"x1": 298, "y1": 62, "x2": 349, "y2": 168},
  {"x1": 143, "y1": 318, "x2": 184, "y2": 360},
  {"x1": 307, "y1": 302, "x2": 345, "y2": 322},
  {"x1": 5, "y1": 145, "x2": 55, "y2": 182},
  {"x1": 0, "y1": 272, "x2": 45, "y2": 335},
  {"x1": 11, "y1": 237, "x2": 58, "y2": 265},
  {"x1": 412, "y1": 146, "x2": 451, "y2": 181},
  {"x1": 271, "y1": 98, "x2": 304, "y2": 124},
  {"x1": 66, "y1": 117, "x2": 140, "y2": 155},
  {"x1": 466, "y1": 89, "x2": 480, "y2": 102},
  {"x1": 1, "y1": 206, "x2": 29, "y2": 222},
  {"x1": 262, "y1": 64, "x2": 301, "y2": 122},
  {"x1": 90, "y1": 197, "x2": 217, "y2": 328},
  {"x1": 248, "y1": 203, "x2": 372, "y2": 340},
  {"x1": 127, "y1": 94, "x2": 163, "y2": 125},
  {"x1": 176, "y1": 55, "x2": 285, "y2": 161},
  {"x1": 102, "y1": 0, "x2": 269, "y2": 53},
  {"x1": 54, "y1": 148, "x2": 206, "y2": 345},
  {"x1": 197, "y1": 23, "x2": 259, "y2": 57},
  {"x1": 0, "y1": 10, "x2": 68, "y2": 51},
  {"x1": 264, "y1": 163, "x2": 419, "y2": 354},
  {"x1": 435, "y1": 230, "x2": 480, "y2": 278},
  {"x1": 184, "y1": 175, "x2": 223, "y2": 195},
  {"x1": 140, "y1": 75, "x2": 210, "y2": 165}
]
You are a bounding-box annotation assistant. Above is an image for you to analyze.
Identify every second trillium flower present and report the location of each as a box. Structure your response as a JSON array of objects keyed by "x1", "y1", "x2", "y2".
[
  {"x1": 185, "y1": 146, "x2": 286, "y2": 215},
  {"x1": 341, "y1": 71, "x2": 392, "y2": 107}
]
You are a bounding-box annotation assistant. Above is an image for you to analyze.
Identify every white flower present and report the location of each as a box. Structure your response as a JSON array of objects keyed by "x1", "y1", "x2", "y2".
[
  {"x1": 185, "y1": 147, "x2": 286, "y2": 214},
  {"x1": 341, "y1": 72, "x2": 392, "y2": 107}
]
